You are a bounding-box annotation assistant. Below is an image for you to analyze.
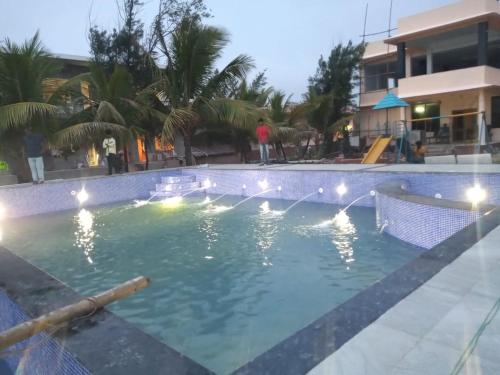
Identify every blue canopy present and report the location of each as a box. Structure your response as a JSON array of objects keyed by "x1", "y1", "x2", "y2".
[{"x1": 373, "y1": 92, "x2": 409, "y2": 110}]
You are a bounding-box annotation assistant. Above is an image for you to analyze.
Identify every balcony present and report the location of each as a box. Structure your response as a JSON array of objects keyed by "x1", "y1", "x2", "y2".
[
  {"x1": 359, "y1": 90, "x2": 392, "y2": 108},
  {"x1": 397, "y1": 65, "x2": 500, "y2": 99}
]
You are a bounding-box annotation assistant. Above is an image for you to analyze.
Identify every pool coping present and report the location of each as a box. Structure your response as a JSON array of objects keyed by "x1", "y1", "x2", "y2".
[{"x1": 375, "y1": 179, "x2": 496, "y2": 212}]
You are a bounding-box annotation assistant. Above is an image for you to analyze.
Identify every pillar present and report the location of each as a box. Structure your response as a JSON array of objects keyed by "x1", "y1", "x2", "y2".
[
  {"x1": 478, "y1": 90, "x2": 486, "y2": 146},
  {"x1": 478, "y1": 22, "x2": 489, "y2": 66},
  {"x1": 396, "y1": 42, "x2": 406, "y2": 86},
  {"x1": 426, "y1": 49, "x2": 433, "y2": 74}
]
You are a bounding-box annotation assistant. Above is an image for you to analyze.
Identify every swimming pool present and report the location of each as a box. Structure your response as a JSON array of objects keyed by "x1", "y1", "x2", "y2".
[{"x1": 2, "y1": 195, "x2": 421, "y2": 374}]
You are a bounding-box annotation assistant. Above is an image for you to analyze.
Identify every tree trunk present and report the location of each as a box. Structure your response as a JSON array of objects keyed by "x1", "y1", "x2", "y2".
[
  {"x1": 123, "y1": 145, "x2": 129, "y2": 172},
  {"x1": 301, "y1": 137, "x2": 311, "y2": 159},
  {"x1": 184, "y1": 132, "x2": 193, "y2": 166},
  {"x1": 144, "y1": 136, "x2": 149, "y2": 171},
  {"x1": 279, "y1": 142, "x2": 287, "y2": 162}
]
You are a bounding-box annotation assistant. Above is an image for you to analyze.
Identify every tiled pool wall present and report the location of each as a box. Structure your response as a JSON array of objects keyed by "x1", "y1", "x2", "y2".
[
  {"x1": 0, "y1": 170, "x2": 180, "y2": 218},
  {"x1": 182, "y1": 169, "x2": 499, "y2": 249},
  {"x1": 0, "y1": 291, "x2": 90, "y2": 375},
  {"x1": 182, "y1": 169, "x2": 500, "y2": 207},
  {"x1": 375, "y1": 191, "x2": 481, "y2": 249}
]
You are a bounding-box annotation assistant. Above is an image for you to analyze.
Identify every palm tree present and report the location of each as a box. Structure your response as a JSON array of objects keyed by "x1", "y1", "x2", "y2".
[
  {"x1": 52, "y1": 65, "x2": 150, "y2": 171},
  {"x1": 267, "y1": 90, "x2": 318, "y2": 161},
  {"x1": 0, "y1": 32, "x2": 60, "y2": 180},
  {"x1": 151, "y1": 17, "x2": 257, "y2": 166}
]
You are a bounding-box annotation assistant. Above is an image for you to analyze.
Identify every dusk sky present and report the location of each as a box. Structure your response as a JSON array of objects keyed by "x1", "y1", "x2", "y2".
[{"x1": 1, "y1": 0, "x2": 456, "y2": 99}]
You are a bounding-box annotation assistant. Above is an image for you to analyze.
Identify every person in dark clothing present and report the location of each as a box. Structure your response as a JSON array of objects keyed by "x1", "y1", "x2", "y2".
[{"x1": 23, "y1": 127, "x2": 45, "y2": 184}]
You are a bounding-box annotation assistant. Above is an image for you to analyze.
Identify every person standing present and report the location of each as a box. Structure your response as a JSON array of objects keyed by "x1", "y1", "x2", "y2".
[
  {"x1": 256, "y1": 118, "x2": 271, "y2": 165},
  {"x1": 103, "y1": 130, "x2": 117, "y2": 175},
  {"x1": 23, "y1": 127, "x2": 45, "y2": 184}
]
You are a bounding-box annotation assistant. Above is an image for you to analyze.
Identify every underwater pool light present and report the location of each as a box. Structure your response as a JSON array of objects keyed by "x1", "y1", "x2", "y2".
[
  {"x1": 242, "y1": 184, "x2": 247, "y2": 190},
  {"x1": 258, "y1": 179, "x2": 269, "y2": 191},
  {"x1": 212, "y1": 182, "x2": 217, "y2": 188},
  {"x1": 370, "y1": 190, "x2": 376, "y2": 197},
  {"x1": 336, "y1": 183, "x2": 347, "y2": 197},
  {"x1": 466, "y1": 184, "x2": 487, "y2": 206},
  {"x1": 203, "y1": 178, "x2": 212, "y2": 189},
  {"x1": 76, "y1": 188, "x2": 89, "y2": 204},
  {"x1": 277, "y1": 186, "x2": 282, "y2": 192},
  {"x1": 435, "y1": 193, "x2": 442, "y2": 199},
  {"x1": 318, "y1": 187, "x2": 324, "y2": 194}
]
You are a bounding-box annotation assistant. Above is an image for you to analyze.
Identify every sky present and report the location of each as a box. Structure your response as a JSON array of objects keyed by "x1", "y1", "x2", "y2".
[{"x1": 0, "y1": 0, "x2": 456, "y2": 99}]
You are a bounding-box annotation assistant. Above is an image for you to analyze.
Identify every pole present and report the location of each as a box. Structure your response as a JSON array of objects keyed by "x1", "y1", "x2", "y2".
[
  {"x1": 0, "y1": 276, "x2": 150, "y2": 351},
  {"x1": 388, "y1": 0, "x2": 394, "y2": 37}
]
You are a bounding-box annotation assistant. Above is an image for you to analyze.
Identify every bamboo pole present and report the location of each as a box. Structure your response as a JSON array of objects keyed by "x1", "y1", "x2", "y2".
[
  {"x1": 0, "y1": 276, "x2": 150, "y2": 351},
  {"x1": 407, "y1": 111, "x2": 484, "y2": 123}
]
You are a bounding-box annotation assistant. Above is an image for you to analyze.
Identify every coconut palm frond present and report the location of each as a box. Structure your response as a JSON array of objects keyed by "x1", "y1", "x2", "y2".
[
  {"x1": 270, "y1": 125, "x2": 298, "y2": 143},
  {"x1": 95, "y1": 100, "x2": 126, "y2": 125},
  {"x1": 162, "y1": 107, "x2": 197, "y2": 143},
  {"x1": 53, "y1": 121, "x2": 129, "y2": 147},
  {"x1": 198, "y1": 54, "x2": 254, "y2": 102},
  {"x1": 0, "y1": 102, "x2": 58, "y2": 130},
  {"x1": 203, "y1": 98, "x2": 260, "y2": 130}
]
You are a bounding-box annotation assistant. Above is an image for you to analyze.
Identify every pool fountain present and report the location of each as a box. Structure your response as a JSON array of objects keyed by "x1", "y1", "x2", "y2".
[{"x1": 282, "y1": 188, "x2": 324, "y2": 214}]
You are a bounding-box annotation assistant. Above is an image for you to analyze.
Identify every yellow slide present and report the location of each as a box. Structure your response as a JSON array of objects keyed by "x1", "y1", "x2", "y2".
[{"x1": 361, "y1": 136, "x2": 392, "y2": 164}]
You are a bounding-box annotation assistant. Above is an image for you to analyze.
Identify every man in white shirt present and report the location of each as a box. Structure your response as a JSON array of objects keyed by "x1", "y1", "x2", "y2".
[{"x1": 102, "y1": 129, "x2": 117, "y2": 175}]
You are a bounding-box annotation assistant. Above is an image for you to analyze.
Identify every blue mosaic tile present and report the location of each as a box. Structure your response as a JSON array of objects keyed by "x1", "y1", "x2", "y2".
[{"x1": 0, "y1": 291, "x2": 90, "y2": 374}]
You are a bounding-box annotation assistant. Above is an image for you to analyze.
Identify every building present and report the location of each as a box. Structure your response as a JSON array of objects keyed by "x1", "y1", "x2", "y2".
[{"x1": 358, "y1": 0, "x2": 500, "y2": 148}]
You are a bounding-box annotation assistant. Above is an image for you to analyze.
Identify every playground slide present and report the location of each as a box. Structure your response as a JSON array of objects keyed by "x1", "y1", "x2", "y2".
[{"x1": 361, "y1": 136, "x2": 392, "y2": 164}]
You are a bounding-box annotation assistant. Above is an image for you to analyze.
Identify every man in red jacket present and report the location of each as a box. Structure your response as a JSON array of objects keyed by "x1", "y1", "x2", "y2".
[{"x1": 256, "y1": 118, "x2": 270, "y2": 165}]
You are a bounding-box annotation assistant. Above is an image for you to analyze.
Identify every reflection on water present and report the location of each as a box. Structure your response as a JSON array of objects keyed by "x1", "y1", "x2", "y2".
[
  {"x1": 199, "y1": 213, "x2": 219, "y2": 256},
  {"x1": 332, "y1": 211, "x2": 357, "y2": 267},
  {"x1": 74, "y1": 209, "x2": 96, "y2": 264},
  {"x1": 255, "y1": 201, "x2": 283, "y2": 266}
]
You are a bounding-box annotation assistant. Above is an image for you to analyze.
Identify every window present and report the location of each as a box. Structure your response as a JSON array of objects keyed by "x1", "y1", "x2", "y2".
[
  {"x1": 364, "y1": 61, "x2": 396, "y2": 92},
  {"x1": 411, "y1": 103, "x2": 440, "y2": 134},
  {"x1": 492, "y1": 97, "x2": 500, "y2": 129},
  {"x1": 433, "y1": 45, "x2": 477, "y2": 73},
  {"x1": 411, "y1": 55, "x2": 427, "y2": 76},
  {"x1": 488, "y1": 40, "x2": 500, "y2": 69}
]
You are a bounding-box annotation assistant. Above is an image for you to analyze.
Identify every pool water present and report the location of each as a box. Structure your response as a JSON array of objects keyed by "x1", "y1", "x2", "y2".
[{"x1": 2, "y1": 196, "x2": 422, "y2": 374}]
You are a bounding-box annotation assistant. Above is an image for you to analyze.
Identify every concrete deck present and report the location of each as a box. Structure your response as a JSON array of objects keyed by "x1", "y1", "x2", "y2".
[
  {"x1": 195, "y1": 163, "x2": 500, "y2": 174},
  {"x1": 308, "y1": 226, "x2": 500, "y2": 375}
]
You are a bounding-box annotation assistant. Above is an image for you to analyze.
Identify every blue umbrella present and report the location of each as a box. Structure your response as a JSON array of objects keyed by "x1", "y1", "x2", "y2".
[
  {"x1": 373, "y1": 92, "x2": 409, "y2": 135},
  {"x1": 373, "y1": 92, "x2": 409, "y2": 110}
]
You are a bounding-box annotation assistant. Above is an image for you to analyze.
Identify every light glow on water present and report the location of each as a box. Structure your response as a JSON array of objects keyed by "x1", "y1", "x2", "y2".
[
  {"x1": 260, "y1": 201, "x2": 270, "y2": 214},
  {"x1": 74, "y1": 209, "x2": 95, "y2": 264},
  {"x1": 162, "y1": 196, "x2": 183, "y2": 208}
]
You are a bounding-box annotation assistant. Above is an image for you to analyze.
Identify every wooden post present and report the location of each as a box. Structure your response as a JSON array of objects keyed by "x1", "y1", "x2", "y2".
[{"x1": 0, "y1": 276, "x2": 150, "y2": 351}]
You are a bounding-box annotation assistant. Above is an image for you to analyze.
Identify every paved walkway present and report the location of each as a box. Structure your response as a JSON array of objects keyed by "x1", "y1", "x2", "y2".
[
  {"x1": 308, "y1": 226, "x2": 500, "y2": 375},
  {"x1": 195, "y1": 163, "x2": 500, "y2": 174}
]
